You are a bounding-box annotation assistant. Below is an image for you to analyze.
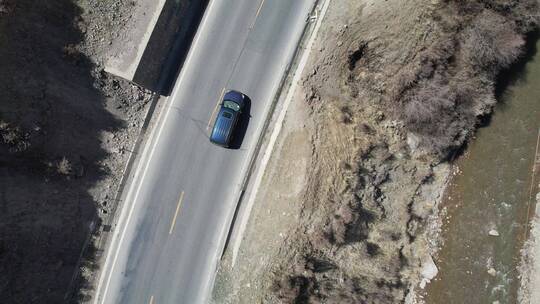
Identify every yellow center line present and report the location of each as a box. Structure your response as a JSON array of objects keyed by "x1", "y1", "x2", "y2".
[
  {"x1": 250, "y1": 0, "x2": 266, "y2": 29},
  {"x1": 149, "y1": 295, "x2": 155, "y2": 304},
  {"x1": 169, "y1": 191, "x2": 185, "y2": 235},
  {"x1": 207, "y1": 87, "x2": 225, "y2": 130}
]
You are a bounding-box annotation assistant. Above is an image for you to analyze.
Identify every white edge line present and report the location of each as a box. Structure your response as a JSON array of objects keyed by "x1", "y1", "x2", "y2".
[
  {"x1": 231, "y1": 0, "x2": 331, "y2": 267},
  {"x1": 93, "y1": 0, "x2": 220, "y2": 303}
]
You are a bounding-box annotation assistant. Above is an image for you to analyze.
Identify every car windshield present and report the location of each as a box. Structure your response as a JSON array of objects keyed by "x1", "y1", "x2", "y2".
[{"x1": 223, "y1": 100, "x2": 240, "y2": 112}]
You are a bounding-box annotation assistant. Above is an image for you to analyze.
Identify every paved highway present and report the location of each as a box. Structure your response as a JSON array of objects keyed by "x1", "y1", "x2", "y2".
[{"x1": 94, "y1": 0, "x2": 316, "y2": 303}]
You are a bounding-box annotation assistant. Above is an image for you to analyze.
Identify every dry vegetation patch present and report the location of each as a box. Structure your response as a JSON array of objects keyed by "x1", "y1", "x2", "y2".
[{"x1": 389, "y1": 0, "x2": 538, "y2": 157}]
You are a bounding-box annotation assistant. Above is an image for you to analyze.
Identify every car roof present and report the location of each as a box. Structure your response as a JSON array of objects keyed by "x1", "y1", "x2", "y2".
[{"x1": 210, "y1": 107, "x2": 237, "y2": 146}]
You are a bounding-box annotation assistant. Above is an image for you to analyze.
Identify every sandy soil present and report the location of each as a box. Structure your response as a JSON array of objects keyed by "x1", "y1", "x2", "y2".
[{"x1": 215, "y1": 0, "x2": 539, "y2": 303}]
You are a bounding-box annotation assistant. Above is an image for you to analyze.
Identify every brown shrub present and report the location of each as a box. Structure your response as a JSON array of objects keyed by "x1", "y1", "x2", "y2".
[
  {"x1": 402, "y1": 79, "x2": 455, "y2": 130},
  {"x1": 387, "y1": 1, "x2": 538, "y2": 157},
  {"x1": 399, "y1": 73, "x2": 484, "y2": 156},
  {"x1": 389, "y1": 34, "x2": 456, "y2": 102},
  {"x1": 461, "y1": 10, "x2": 525, "y2": 70}
]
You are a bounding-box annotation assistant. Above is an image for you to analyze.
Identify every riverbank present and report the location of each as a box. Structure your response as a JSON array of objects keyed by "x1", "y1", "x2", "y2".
[
  {"x1": 423, "y1": 34, "x2": 540, "y2": 302},
  {"x1": 214, "y1": 0, "x2": 539, "y2": 302},
  {"x1": 519, "y1": 130, "x2": 540, "y2": 303}
]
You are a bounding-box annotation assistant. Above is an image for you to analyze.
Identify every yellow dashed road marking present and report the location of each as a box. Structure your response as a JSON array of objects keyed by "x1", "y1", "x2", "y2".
[{"x1": 169, "y1": 191, "x2": 185, "y2": 235}]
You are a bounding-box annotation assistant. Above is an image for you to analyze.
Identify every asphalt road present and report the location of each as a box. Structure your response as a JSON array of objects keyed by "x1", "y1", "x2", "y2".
[{"x1": 94, "y1": 0, "x2": 316, "y2": 303}]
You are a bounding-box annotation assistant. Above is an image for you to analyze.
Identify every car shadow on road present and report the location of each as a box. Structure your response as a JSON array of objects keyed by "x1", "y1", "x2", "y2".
[{"x1": 229, "y1": 95, "x2": 251, "y2": 150}]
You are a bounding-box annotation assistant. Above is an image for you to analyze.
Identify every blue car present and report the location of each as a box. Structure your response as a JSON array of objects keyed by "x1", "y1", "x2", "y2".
[{"x1": 210, "y1": 90, "x2": 246, "y2": 147}]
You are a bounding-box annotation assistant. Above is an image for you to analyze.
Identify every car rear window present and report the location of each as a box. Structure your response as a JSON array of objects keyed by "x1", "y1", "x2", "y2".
[
  {"x1": 222, "y1": 112, "x2": 233, "y2": 119},
  {"x1": 223, "y1": 100, "x2": 240, "y2": 112}
]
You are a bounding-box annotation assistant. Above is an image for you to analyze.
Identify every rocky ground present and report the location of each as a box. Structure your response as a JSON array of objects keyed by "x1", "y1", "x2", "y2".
[
  {"x1": 215, "y1": 0, "x2": 539, "y2": 303},
  {"x1": 0, "y1": 0, "x2": 155, "y2": 302}
]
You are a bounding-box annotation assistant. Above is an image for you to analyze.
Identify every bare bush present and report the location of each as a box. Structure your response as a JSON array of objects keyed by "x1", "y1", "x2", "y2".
[
  {"x1": 400, "y1": 78, "x2": 460, "y2": 154},
  {"x1": 390, "y1": 64, "x2": 420, "y2": 101},
  {"x1": 0, "y1": 0, "x2": 14, "y2": 15},
  {"x1": 0, "y1": 121, "x2": 18, "y2": 144},
  {"x1": 402, "y1": 79, "x2": 455, "y2": 131},
  {"x1": 461, "y1": 11, "x2": 525, "y2": 70},
  {"x1": 397, "y1": 67, "x2": 490, "y2": 156},
  {"x1": 62, "y1": 44, "x2": 80, "y2": 61},
  {"x1": 385, "y1": 1, "x2": 538, "y2": 157},
  {"x1": 0, "y1": 120, "x2": 30, "y2": 152},
  {"x1": 57, "y1": 157, "x2": 72, "y2": 175},
  {"x1": 389, "y1": 35, "x2": 456, "y2": 102}
]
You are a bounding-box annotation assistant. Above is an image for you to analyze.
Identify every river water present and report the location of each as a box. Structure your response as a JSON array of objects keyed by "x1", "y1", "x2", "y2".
[{"x1": 424, "y1": 37, "x2": 540, "y2": 304}]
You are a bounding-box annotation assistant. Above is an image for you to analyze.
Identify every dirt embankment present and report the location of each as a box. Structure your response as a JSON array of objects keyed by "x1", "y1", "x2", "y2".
[
  {"x1": 0, "y1": 0, "x2": 153, "y2": 302},
  {"x1": 216, "y1": 0, "x2": 539, "y2": 303}
]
